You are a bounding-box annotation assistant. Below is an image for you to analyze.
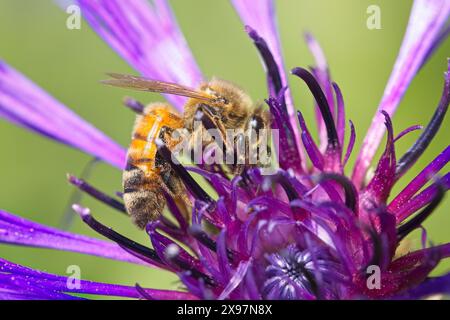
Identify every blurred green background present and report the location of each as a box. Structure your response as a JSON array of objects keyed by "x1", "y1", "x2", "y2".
[{"x1": 0, "y1": 0, "x2": 448, "y2": 298}]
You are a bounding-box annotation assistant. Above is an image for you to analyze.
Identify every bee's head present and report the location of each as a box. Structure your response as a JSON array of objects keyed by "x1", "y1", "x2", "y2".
[{"x1": 200, "y1": 78, "x2": 254, "y2": 129}]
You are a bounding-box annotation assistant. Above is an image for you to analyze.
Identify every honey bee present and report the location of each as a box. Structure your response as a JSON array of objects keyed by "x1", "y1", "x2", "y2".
[{"x1": 102, "y1": 73, "x2": 270, "y2": 228}]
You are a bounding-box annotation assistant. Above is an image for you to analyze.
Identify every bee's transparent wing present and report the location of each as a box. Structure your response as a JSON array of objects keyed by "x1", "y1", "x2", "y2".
[{"x1": 102, "y1": 73, "x2": 214, "y2": 102}]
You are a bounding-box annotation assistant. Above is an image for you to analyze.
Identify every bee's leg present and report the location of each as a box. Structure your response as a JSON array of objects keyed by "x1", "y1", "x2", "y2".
[
  {"x1": 158, "y1": 126, "x2": 192, "y2": 221},
  {"x1": 193, "y1": 106, "x2": 232, "y2": 174},
  {"x1": 224, "y1": 132, "x2": 248, "y2": 177},
  {"x1": 160, "y1": 166, "x2": 191, "y2": 221}
]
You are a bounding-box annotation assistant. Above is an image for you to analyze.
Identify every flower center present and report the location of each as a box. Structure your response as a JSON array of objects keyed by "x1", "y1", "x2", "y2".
[{"x1": 263, "y1": 245, "x2": 337, "y2": 300}]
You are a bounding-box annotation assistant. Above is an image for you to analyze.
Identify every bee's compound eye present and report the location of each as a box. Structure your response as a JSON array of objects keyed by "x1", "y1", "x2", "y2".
[{"x1": 250, "y1": 116, "x2": 265, "y2": 131}]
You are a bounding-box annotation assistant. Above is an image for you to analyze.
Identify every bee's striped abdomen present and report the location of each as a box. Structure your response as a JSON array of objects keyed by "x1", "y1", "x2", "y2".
[{"x1": 123, "y1": 103, "x2": 184, "y2": 228}]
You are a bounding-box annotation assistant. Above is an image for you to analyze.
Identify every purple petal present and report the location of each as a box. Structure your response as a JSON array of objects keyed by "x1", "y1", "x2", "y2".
[
  {"x1": 420, "y1": 226, "x2": 428, "y2": 249},
  {"x1": 266, "y1": 96, "x2": 304, "y2": 173},
  {"x1": 333, "y1": 82, "x2": 346, "y2": 149},
  {"x1": 231, "y1": 0, "x2": 302, "y2": 154},
  {"x1": 304, "y1": 33, "x2": 328, "y2": 77},
  {"x1": 305, "y1": 33, "x2": 337, "y2": 150},
  {"x1": 353, "y1": 0, "x2": 450, "y2": 187},
  {"x1": 394, "y1": 125, "x2": 423, "y2": 142},
  {"x1": 361, "y1": 112, "x2": 396, "y2": 204},
  {"x1": 297, "y1": 111, "x2": 324, "y2": 170},
  {"x1": 291, "y1": 67, "x2": 339, "y2": 150},
  {"x1": 421, "y1": 25, "x2": 450, "y2": 68},
  {"x1": 343, "y1": 120, "x2": 356, "y2": 167},
  {"x1": 393, "y1": 172, "x2": 450, "y2": 223},
  {"x1": 384, "y1": 244, "x2": 450, "y2": 295},
  {"x1": 395, "y1": 60, "x2": 450, "y2": 179},
  {"x1": 0, "y1": 258, "x2": 196, "y2": 300},
  {"x1": 218, "y1": 259, "x2": 251, "y2": 300},
  {"x1": 0, "y1": 209, "x2": 146, "y2": 266},
  {"x1": 246, "y1": 26, "x2": 284, "y2": 100},
  {"x1": 396, "y1": 272, "x2": 450, "y2": 299},
  {"x1": 68, "y1": 174, "x2": 127, "y2": 213},
  {"x1": 0, "y1": 273, "x2": 83, "y2": 300},
  {"x1": 77, "y1": 0, "x2": 203, "y2": 110},
  {"x1": 147, "y1": 223, "x2": 201, "y2": 271},
  {"x1": 231, "y1": 0, "x2": 286, "y2": 97},
  {"x1": 389, "y1": 146, "x2": 449, "y2": 214},
  {"x1": 73, "y1": 205, "x2": 164, "y2": 268},
  {"x1": 0, "y1": 61, "x2": 126, "y2": 168},
  {"x1": 216, "y1": 229, "x2": 232, "y2": 281},
  {"x1": 396, "y1": 179, "x2": 445, "y2": 241}
]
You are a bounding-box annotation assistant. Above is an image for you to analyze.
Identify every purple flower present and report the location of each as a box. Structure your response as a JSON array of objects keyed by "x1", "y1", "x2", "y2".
[{"x1": 0, "y1": 0, "x2": 449, "y2": 300}]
